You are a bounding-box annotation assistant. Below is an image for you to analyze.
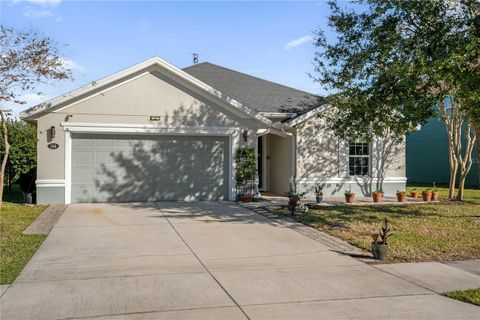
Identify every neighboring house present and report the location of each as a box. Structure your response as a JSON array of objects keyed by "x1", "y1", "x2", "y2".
[
  {"x1": 407, "y1": 117, "x2": 479, "y2": 187},
  {"x1": 21, "y1": 57, "x2": 406, "y2": 204}
]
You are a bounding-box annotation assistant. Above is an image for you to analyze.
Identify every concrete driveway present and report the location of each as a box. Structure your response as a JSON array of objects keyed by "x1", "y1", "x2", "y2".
[{"x1": 1, "y1": 202, "x2": 478, "y2": 319}]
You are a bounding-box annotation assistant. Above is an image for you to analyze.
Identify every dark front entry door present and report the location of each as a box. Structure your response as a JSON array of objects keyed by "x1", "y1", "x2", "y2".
[{"x1": 258, "y1": 136, "x2": 263, "y2": 189}]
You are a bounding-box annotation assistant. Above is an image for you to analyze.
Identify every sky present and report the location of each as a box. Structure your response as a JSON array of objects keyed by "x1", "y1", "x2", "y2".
[{"x1": 1, "y1": 0, "x2": 336, "y2": 115}]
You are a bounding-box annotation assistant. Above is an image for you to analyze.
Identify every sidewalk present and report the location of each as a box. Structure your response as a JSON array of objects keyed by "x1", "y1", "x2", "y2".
[{"x1": 375, "y1": 261, "x2": 480, "y2": 293}]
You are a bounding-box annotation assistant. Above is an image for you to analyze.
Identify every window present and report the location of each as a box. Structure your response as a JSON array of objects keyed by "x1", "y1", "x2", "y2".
[{"x1": 348, "y1": 141, "x2": 370, "y2": 176}]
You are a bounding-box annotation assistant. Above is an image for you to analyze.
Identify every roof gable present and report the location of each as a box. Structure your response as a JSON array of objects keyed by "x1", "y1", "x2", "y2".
[{"x1": 20, "y1": 57, "x2": 274, "y2": 128}]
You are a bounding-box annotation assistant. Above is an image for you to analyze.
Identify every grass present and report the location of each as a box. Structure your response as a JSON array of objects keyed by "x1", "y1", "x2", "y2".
[
  {"x1": 1, "y1": 189, "x2": 47, "y2": 284},
  {"x1": 407, "y1": 183, "x2": 480, "y2": 204},
  {"x1": 443, "y1": 288, "x2": 480, "y2": 306},
  {"x1": 290, "y1": 202, "x2": 480, "y2": 263}
]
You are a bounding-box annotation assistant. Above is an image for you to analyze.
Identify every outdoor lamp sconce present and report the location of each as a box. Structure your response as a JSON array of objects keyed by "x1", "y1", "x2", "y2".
[
  {"x1": 50, "y1": 126, "x2": 56, "y2": 139},
  {"x1": 243, "y1": 130, "x2": 248, "y2": 142}
]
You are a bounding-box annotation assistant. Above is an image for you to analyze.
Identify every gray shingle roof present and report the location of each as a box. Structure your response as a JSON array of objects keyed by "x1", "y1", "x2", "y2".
[{"x1": 183, "y1": 62, "x2": 324, "y2": 114}]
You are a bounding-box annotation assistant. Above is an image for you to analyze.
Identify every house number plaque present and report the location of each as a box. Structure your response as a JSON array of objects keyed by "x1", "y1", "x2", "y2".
[{"x1": 48, "y1": 143, "x2": 59, "y2": 150}]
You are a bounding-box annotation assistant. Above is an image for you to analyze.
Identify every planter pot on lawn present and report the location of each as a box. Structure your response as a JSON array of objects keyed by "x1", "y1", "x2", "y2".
[
  {"x1": 431, "y1": 192, "x2": 439, "y2": 201},
  {"x1": 372, "y1": 193, "x2": 382, "y2": 203},
  {"x1": 371, "y1": 242, "x2": 388, "y2": 260},
  {"x1": 410, "y1": 191, "x2": 419, "y2": 198},
  {"x1": 396, "y1": 193, "x2": 407, "y2": 202},
  {"x1": 345, "y1": 193, "x2": 355, "y2": 203},
  {"x1": 422, "y1": 192, "x2": 432, "y2": 202},
  {"x1": 316, "y1": 196, "x2": 323, "y2": 204}
]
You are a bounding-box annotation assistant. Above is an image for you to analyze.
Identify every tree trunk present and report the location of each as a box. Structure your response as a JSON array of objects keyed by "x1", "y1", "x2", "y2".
[
  {"x1": 439, "y1": 102, "x2": 458, "y2": 200},
  {"x1": 0, "y1": 110, "x2": 10, "y2": 211},
  {"x1": 456, "y1": 123, "x2": 476, "y2": 200},
  {"x1": 475, "y1": 126, "x2": 480, "y2": 188}
]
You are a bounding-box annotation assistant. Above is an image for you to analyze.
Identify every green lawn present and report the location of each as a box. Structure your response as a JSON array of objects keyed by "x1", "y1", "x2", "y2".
[
  {"x1": 443, "y1": 288, "x2": 480, "y2": 306},
  {"x1": 292, "y1": 202, "x2": 480, "y2": 263},
  {"x1": 407, "y1": 183, "x2": 480, "y2": 204},
  {"x1": 0, "y1": 201, "x2": 47, "y2": 284}
]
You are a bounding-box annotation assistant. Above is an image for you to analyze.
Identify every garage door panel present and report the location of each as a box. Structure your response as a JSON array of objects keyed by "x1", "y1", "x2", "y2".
[
  {"x1": 71, "y1": 134, "x2": 229, "y2": 203},
  {"x1": 72, "y1": 169, "x2": 95, "y2": 183},
  {"x1": 72, "y1": 151, "x2": 94, "y2": 165}
]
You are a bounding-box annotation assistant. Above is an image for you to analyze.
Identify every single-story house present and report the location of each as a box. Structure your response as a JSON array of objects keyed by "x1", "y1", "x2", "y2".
[{"x1": 21, "y1": 57, "x2": 406, "y2": 204}]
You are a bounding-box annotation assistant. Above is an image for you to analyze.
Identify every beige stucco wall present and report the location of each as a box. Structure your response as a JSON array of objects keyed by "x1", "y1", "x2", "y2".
[
  {"x1": 35, "y1": 69, "x2": 256, "y2": 181},
  {"x1": 295, "y1": 114, "x2": 406, "y2": 181},
  {"x1": 295, "y1": 115, "x2": 339, "y2": 180}
]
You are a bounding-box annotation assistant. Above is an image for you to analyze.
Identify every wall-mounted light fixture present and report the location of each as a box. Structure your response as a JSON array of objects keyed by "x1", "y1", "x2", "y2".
[
  {"x1": 50, "y1": 126, "x2": 56, "y2": 139},
  {"x1": 243, "y1": 130, "x2": 248, "y2": 142}
]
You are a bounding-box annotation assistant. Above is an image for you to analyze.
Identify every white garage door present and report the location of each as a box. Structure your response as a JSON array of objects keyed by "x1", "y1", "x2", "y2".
[{"x1": 71, "y1": 134, "x2": 229, "y2": 203}]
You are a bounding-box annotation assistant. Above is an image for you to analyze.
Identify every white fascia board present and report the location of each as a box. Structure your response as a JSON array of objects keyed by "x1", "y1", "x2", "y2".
[
  {"x1": 20, "y1": 57, "x2": 276, "y2": 129},
  {"x1": 259, "y1": 112, "x2": 297, "y2": 119},
  {"x1": 256, "y1": 127, "x2": 289, "y2": 138},
  {"x1": 285, "y1": 104, "x2": 333, "y2": 127},
  {"x1": 61, "y1": 122, "x2": 239, "y2": 136}
]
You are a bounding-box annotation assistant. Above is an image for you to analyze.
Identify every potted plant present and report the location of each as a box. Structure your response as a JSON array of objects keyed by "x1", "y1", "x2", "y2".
[
  {"x1": 284, "y1": 179, "x2": 305, "y2": 215},
  {"x1": 239, "y1": 194, "x2": 254, "y2": 202},
  {"x1": 396, "y1": 190, "x2": 407, "y2": 202},
  {"x1": 372, "y1": 190, "x2": 383, "y2": 203},
  {"x1": 345, "y1": 187, "x2": 355, "y2": 203},
  {"x1": 314, "y1": 184, "x2": 324, "y2": 204},
  {"x1": 19, "y1": 169, "x2": 36, "y2": 204},
  {"x1": 235, "y1": 148, "x2": 256, "y2": 202},
  {"x1": 422, "y1": 188, "x2": 432, "y2": 202},
  {"x1": 371, "y1": 218, "x2": 390, "y2": 260},
  {"x1": 431, "y1": 183, "x2": 439, "y2": 201},
  {"x1": 410, "y1": 188, "x2": 419, "y2": 198}
]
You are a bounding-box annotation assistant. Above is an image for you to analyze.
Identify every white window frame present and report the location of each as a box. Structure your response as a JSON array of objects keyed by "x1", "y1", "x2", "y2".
[{"x1": 348, "y1": 141, "x2": 371, "y2": 177}]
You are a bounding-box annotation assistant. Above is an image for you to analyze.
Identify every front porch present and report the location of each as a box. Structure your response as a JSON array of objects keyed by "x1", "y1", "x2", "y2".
[{"x1": 256, "y1": 132, "x2": 294, "y2": 195}]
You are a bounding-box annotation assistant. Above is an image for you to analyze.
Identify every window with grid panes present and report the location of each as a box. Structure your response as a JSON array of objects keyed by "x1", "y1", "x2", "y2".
[{"x1": 348, "y1": 142, "x2": 370, "y2": 176}]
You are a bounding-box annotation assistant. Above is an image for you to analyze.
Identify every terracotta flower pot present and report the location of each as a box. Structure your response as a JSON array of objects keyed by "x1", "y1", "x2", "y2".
[
  {"x1": 422, "y1": 192, "x2": 432, "y2": 202},
  {"x1": 240, "y1": 194, "x2": 253, "y2": 202},
  {"x1": 372, "y1": 193, "x2": 382, "y2": 203},
  {"x1": 396, "y1": 193, "x2": 407, "y2": 202},
  {"x1": 345, "y1": 193, "x2": 355, "y2": 203},
  {"x1": 410, "y1": 191, "x2": 419, "y2": 198},
  {"x1": 431, "y1": 192, "x2": 439, "y2": 201}
]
